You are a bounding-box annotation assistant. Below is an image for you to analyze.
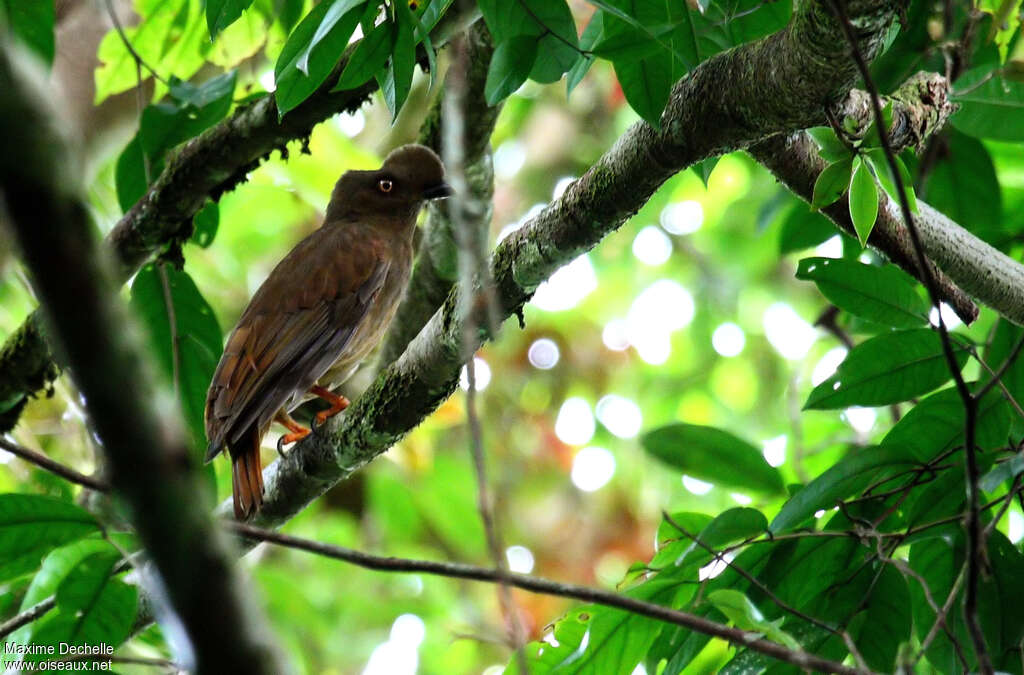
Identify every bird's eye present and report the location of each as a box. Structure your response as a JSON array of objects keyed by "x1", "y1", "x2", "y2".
[{"x1": 378, "y1": 179, "x2": 393, "y2": 193}]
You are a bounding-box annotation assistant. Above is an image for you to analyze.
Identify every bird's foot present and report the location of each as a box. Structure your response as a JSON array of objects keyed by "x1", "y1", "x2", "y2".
[
  {"x1": 310, "y1": 386, "x2": 350, "y2": 430},
  {"x1": 274, "y1": 411, "x2": 311, "y2": 457}
]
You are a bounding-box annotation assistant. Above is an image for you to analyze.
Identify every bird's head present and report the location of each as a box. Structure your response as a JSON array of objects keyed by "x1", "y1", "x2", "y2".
[{"x1": 325, "y1": 144, "x2": 452, "y2": 226}]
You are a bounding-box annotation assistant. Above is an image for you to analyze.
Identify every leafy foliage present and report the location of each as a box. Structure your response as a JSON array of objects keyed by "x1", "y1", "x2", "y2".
[{"x1": 3, "y1": 0, "x2": 1024, "y2": 672}]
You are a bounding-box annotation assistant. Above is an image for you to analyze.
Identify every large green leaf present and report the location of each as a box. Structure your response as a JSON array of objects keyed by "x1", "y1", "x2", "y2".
[
  {"x1": 882, "y1": 385, "x2": 1010, "y2": 462},
  {"x1": 641, "y1": 424, "x2": 786, "y2": 494},
  {"x1": 769, "y1": 445, "x2": 916, "y2": 532},
  {"x1": 796, "y1": 257, "x2": 929, "y2": 328},
  {"x1": 804, "y1": 329, "x2": 968, "y2": 409},
  {"x1": 293, "y1": 0, "x2": 366, "y2": 75},
  {"x1": 130, "y1": 264, "x2": 222, "y2": 495},
  {"x1": 1, "y1": 0, "x2": 55, "y2": 65},
  {"x1": 377, "y1": 2, "x2": 416, "y2": 120},
  {"x1": 951, "y1": 67, "x2": 1024, "y2": 142},
  {"x1": 140, "y1": 72, "x2": 238, "y2": 159},
  {"x1": 26, "y1": 551, "x2": 137, "y2": 658},
  {"x1": 778, "y1": 205, "x2": 837, "y2": 254},
  {"x1": 848, "y1": 564, "x2": 911, "y2": 672},
  {"x1": 613, "y1": 54, "x2": 673, "y2": 127},
  {"x1": 566, "y1": 11, "x2": 604, "y2": 95},
  {"x1": 206, "y1": 0, "x2": 255, "y2": 38},
  {"x1": 652, "y1": 508, "x2": 767, "y2": 569},
  {"x1": 274, "y1": 0, "x2": 364, "y2": 117},
  {"x1": 707, "y1": 590, "x2": 800, "y2": 649},
  {"x1": 9, "y1": 539, "x2": 115, "y2": 647},
  {"x1": 333, "y1": 18, "x2": 395, "y2": 91},
  {"x1": 921, "y1": 129, "x2": 1003, "y2": 241},
  {"x1": 478, "y1": 0, "x2": 578, "y2": 83},
  {"x1": 485, "y1": 36, "x2": 538, "y2": 105},
  {"x1": 0, "y1": 495, "x2": 98, "y2": 583}
]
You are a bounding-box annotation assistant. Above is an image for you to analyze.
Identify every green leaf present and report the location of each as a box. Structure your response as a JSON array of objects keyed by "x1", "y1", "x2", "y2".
[
  {"x1": 805, "y1": 329, "x2": 968, "y2": 409},
  {"x1": 864, "y1": 149, "x2": 918, "y2": 213},
  {"x1": 94, "y1": 0, "x2": 176, "y2": 104},
  {"x1": 980, "y1": 455, "x2": 1024, "y2": 493},
  {"x1": 690, "y1": 157, "x2": 718, "y2": 188},
  {"x1": 883, "y1": 386, "x2": 1010, "y2": 463},
  {"x1": 566, "y1": 11, "x2": 604, "y2": 95},
  {"x1": 641, "y1": 424, "x2": 786, "y2": 495},
  {"x1": 769, "y1": 445, "x2": 915, "y2": 532},
  {"x1": 206, "y1": 0, "x2": 255, "y2": 38},
  {"x1": 806, "y1": 126, "x2": 849, "y2": 163},
  {"x1": 613, "y1": 53, "x2": 672, "y2": 127},
  {"x1": 811, "y1": 157, "x2": 853, "y2": 208},
  {"x1": 275, "y1": 0, "x2": 363, "y2": 117},
  {"x1": 9, "y1": 539, "x2": 115, "y2": 647},
  {"x1": 707, "y1": 590, "x2": 800, "y2": 649},
  {"x1": 652, "y1": 508, "x2": 767, "y2": 570},
  {"x1": 951, "y1": 67, "x2": 1024, "y2": 142},
  {"x1": 920, "y1": 130, "x2": 1002, "y2": 240},
  {"x1": 0, "y1": 495, "x2": 99, "y2": 583},
  {"x1": 849, "y1": 563, "x2": 912, "y2": 671},
  {"x1": 115, "y1": 135, "x2": 153, "y2": 213},
  {"x1": 27, "y1": 551, "x2": 137, "y2": 656},
  {"x1": 485, "y1": 36, "x2": 538, "y2": 105},
  {"x1": 191, "y1": 200, "x2": 220, "y2": 248},
  {"x1": 334, "y1": 19, "x2": 395, "y2": 91},
  {"x1": 294, "y1": 0, "x2": 365, "y2": 75},
  {"x1": 478, "y1": 0, "x2": 578, "y2": 83},
  {"x1": 848, "y1": 157, "x2": 879, "y2": 245},
  {"x1": 1, "y1": 0, "x2": 56, "y2": 65},
  {"x1": 377, "y1": 3, "x2": 416, "y2": 120},
  {"x1": 778, "y1": 205, "x2": 836, "y2": 254},
  {"x1": 140, "y1": 71, "x2": 238, "y2": 159},
  {"x1": 795, "y1": 257, "x2": 929, "y2": 328},
  {"x1": 130, "y1": 265, "x2": 222, "y2": 495}
]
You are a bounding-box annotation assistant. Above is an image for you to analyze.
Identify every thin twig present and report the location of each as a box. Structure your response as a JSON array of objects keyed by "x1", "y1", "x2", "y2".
[
  {"x1": 102, "y1": 0, "x2": 167, "y2": 86},
  {"x1": 443, "y1": 30, "x2": 527, "y2": 670},
  {"x1": 974, "y1": 331, "x2": 1024, "y2": 404},
  {"x1": 0, "y1": 436, "x2": 109, "y2": 491},
  {"x1": 826, "y1": 1, "x2": 991, "y2": 670},
  {"x1": 0, "y1": 597, "x2": 57, "y2": 639},
  {"x1": 228, "y1": 523, "x2": 866, "y2": 675}
]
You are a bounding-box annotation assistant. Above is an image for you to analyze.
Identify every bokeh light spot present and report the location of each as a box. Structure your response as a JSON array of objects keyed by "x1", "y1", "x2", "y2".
[
  {"x1": 528, "y1": 338, "x2": 560, "y2": 370},
  {"x1": 596, "y1": 395, "x2": 643, "y2": 439},
  {"x1": 711, "y1": 322, "x2": 746, "y2": 357},
  {"x1": 555, "y1": 397, "x2": 595, "y2": 446},
  {"x1": 571, "y1": 447, "x2": 616, "y2": 491}
]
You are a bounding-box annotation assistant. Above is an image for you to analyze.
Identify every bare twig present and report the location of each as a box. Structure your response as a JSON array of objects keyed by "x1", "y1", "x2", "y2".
[
  {"x1": 443, "y1": 29, "x2": 526, "y2": 668},
  {"x1": 0, "y1": 436, "x2": 108, "y2": 491},
  {"x1": 228, "y1": 523, "x2": 867, "y2": 675},
  {"x1": 0, "y1": 597, "x2": 57, "y2": 640}
]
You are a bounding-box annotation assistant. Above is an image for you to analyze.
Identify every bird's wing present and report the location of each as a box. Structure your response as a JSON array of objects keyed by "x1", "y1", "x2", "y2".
[{"x1": 205, "y1": 226, "x2": 390, "y2": 455}]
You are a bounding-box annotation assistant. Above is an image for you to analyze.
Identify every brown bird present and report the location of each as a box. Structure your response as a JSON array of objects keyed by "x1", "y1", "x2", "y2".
[{"x1": 205, "y1": 144, "x2": 451, "y2": 519}]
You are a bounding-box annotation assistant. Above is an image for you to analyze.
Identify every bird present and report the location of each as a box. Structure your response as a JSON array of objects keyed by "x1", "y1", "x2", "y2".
[{"x1": 204, "y1": 144, "x2": 451, "y2": 519}]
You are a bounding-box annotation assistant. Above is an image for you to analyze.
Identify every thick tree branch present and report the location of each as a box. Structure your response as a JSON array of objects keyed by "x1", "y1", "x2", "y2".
[
  {"x1": 0, "y1": 39, "x2": 288, "y2": 674},
  {"x1": 229, "y1": 523, "x2": 865, "y2": 675},
  {"x1": 751, "y1": 72, "x2": 979, "y2": 323},
  {"x1": 0, "y1": 5, "x2": 480, "y2": 434}
]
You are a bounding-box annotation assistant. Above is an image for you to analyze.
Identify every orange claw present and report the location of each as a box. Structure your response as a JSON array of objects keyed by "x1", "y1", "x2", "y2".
[{"x1": 311, "y1": 385, "x2": 350, "y2": 426}]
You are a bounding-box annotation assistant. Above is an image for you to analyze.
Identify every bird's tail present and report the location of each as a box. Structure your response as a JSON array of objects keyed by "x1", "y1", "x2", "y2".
[{"x1": 229, "y1": 425, "x2": 264, "y2": 520}]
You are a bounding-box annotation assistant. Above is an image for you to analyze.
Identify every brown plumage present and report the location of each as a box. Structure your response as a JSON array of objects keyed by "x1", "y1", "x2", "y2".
[{"x1": 205, "y1": 144, "x2": 451, "y2": 519}]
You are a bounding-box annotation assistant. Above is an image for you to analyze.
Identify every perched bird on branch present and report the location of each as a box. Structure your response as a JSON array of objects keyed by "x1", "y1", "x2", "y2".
[{"x1": 205, "y1": 145, "x2": 451, "y2": 519}]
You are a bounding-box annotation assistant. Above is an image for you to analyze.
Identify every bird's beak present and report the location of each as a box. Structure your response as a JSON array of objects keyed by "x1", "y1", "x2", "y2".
[{"x1": 422, "y1": 182, "x2": 454, "y2": 200}]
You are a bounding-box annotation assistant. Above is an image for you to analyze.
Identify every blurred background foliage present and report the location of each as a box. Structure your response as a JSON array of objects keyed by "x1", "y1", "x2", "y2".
[{"x1": 1, "y1": 0, "x2": 1024, "y2": 673}]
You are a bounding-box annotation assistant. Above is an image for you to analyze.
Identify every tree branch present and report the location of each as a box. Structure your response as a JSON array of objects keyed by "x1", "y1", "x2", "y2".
[
  {"x1": 228, "y1": 523, "x2": 866, "y2": 675},
  {"x1": 0, "y1": 39, "x2": 288, "y2": 674},
  {"x1": 0, "y1": 436, "x2": 109, "y2": 492},
  {"x1": 750, "y1": 72, "x2": 980, "y2": 323}
]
